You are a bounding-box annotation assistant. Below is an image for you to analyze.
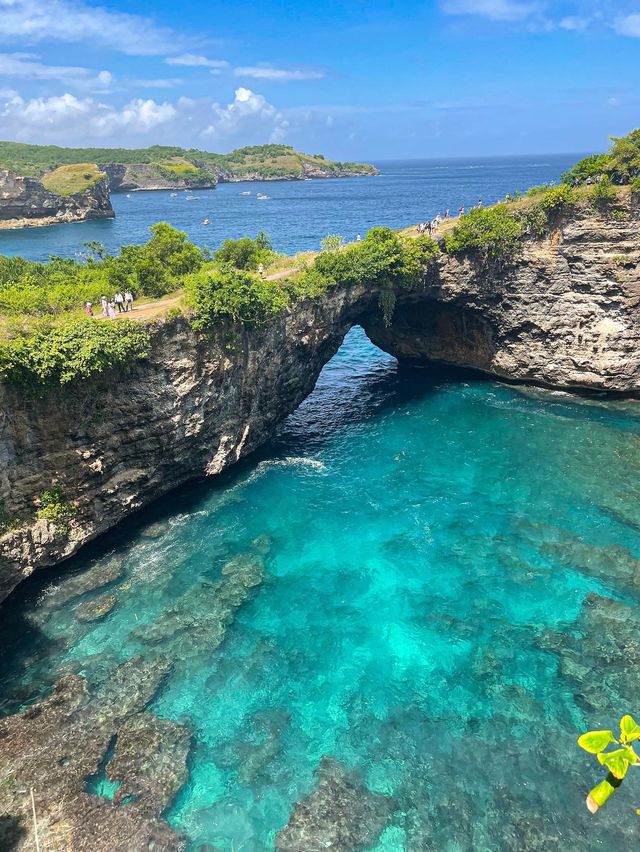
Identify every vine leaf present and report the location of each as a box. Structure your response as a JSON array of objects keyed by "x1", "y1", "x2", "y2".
[
  {"x1": 597, "y1": 749, "x2": 632, "y2": 780},
  {"x1": 620, "y1": 715, "x2": 640, "y2": 744},
  {"x1": 578, "y1": 730, "x2": 616, "y2": 754}
]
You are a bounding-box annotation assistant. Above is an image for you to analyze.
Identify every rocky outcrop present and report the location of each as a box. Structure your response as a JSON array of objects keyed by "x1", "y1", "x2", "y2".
[
  {"x1": 215, "y1": 162, "x2": 379, "y2": 182},
  {"x1": 0, "y1": 656, "x2": 187, "y2": 851},
  {"x1": 101, "y1": 163, "x2": 217, "y2": 192},
  {"x1": 0, "y1": 203, "x2": 639, "y2": 602},
  {"x1": 0, "y1": 169, "x2": 114, "y2": 229},
  {"x1": 276, "y1": 757, "x2": 395, "y2": 851},
  {"x1": 367, "y1": 204, "x2": 640, "y2": 391}
]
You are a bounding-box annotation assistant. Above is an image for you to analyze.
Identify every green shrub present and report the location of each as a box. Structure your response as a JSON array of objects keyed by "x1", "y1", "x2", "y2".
[
  {"x1": 37, "y1": 486, "x2": 73, "y2": 532},
  {"x1": 320, "y1": 234, "x2": 345, "y2": 252},
  {"x1": 0, "y1": 319, "x2": 150, "y2": 387},
  {"x1": 589, "y1": 176, "x2": 617, "y2": 209},
  {"x1": 185, "y1": 265, "x2": 289, "y2": 329},
  {"x1": 536, "y1": 184, "x2": 578, "y2": 214},
  {"x1": 444, "y1": 206, "x2": 523, "y2": 261},
  {"x1": 213, "y1": 233, "x2": 275, "y2": 271},
  {"x1": 630, "y1": 177, "x2": 640, "y2": 195},
  {"x1": 562, "y1": 153, "x2": 611, "y2": 185},
  {"x1": 0, "y1": 500, "x2": 20, "y2": 533}
]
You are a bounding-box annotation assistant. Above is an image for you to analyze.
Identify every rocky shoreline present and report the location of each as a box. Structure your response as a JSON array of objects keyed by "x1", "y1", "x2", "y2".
[{"x1": 0, "y1": 169, "x2": 114, "y2": 229}]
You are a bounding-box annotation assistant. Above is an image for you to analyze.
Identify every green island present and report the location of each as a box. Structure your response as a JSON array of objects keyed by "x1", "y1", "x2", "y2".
[
  {"x1": 0, "y1": 141, "x2": 378, "y2": 185},
  {"x1": 1, "y1": 129, "x2": 638, "y2": 389}
]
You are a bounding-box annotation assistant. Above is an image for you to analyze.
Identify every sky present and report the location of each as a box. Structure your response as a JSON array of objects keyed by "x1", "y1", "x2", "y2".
[{"x1": 0, "y1": 0, "x2": 638, "y2": 159}]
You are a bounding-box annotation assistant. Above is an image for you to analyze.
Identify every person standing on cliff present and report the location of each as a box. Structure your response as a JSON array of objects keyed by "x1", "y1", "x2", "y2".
[
  {"x1": 114, "y1": 291, "x2": 125, "y2": 313},
  {"x1": 258, "y1": 263, "x2": 264, "y2": 279},
  {"x1": 124, "y1": 290, "x2": 134, "y2": 312},
  {"x1": 100, "y1": 295, "x2": 108, "y2": 317},
  {"x1": 85, "y1": 302, "x2": 93, "y2": 317},
  {"x1": 108, "y1": 300, "x2": 116, "y2": 320}
]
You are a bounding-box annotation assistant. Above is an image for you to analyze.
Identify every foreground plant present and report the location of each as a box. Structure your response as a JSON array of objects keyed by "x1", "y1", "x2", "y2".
[{"x1": 578, "y1": 714, "x2": 640, "y2": 813}]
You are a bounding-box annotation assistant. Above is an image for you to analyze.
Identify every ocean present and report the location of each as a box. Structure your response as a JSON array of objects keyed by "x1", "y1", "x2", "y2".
[{"x1": 2, "y1": 154, "x2": 638, "y2": 851}]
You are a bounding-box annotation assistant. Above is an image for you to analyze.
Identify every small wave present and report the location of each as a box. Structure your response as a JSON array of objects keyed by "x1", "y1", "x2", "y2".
[{"x1": 262, "y1": 456, "x2": 327, "y2": 472}]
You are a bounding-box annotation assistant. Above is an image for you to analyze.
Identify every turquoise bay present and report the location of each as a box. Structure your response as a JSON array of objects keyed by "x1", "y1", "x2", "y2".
[{"x1": 2, "y1": 327, "x2": 640, "y2": 850}]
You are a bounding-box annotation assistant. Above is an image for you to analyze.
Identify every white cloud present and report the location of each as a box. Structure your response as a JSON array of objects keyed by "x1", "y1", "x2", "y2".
[
  {"x1": 441, "y1": 0, "x2": 540, "y2": 21},
  {"x1": 559, "y1": 15, "x2": 590, "y2": 30},
  {"x1": 165, "y1": 53, "x2": 229, "y2": 68},
  {"x1": 203, "y1": 86, "x2": 288, "y2": 141},
  {"x1": 614, "y1": 13, "x2": 640, "y2": 36},
  {"x1": 0, "y1": 0, "x2": 180, "y2": 56},
  {"x1": 0, "y1": 52, "x2": 112, "y2": 90},
  {"x1": 234, "y1": 64, "x2": 325, "y2": 82},
  {"x1": 0, "y1": 86, "x2": 292, "y2": 146},
  {"x1": 1, "y1": 91, "x2": 176, "y2": 138}
]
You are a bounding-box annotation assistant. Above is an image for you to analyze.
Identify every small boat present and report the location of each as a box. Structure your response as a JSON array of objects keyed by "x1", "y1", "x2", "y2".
[
  {"x1": 186, "y1": 195, "x2": 197, "y2": 201},
  {"x1": 202, "y1": 218, "x2": 210, "y2": 225},
  {"x1": 126, "y1": 193, "x2": 131, "y2": 198},
  {"x1": 240, "y1": 191, "x2": 251, "y2": 196},
  {"x1": 170, "y1": 192, "x2": 177, "y2": 197},
  {"x1": 257, "y1": 193, "x2": 270, "y2": 200}
]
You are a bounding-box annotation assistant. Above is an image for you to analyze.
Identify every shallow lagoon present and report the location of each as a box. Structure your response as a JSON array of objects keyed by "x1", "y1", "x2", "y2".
[{"x1": 2, "y1": 327, "x2": 640, "y2": 850}]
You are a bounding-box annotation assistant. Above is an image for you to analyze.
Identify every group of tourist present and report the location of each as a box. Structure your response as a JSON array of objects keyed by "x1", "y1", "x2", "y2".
[
  {"x1": 84, "y1": 291, "x2": 135, "y2": 319},
  {"x1": 416, "y1": 199, "x2": 489, "y2": 235}
]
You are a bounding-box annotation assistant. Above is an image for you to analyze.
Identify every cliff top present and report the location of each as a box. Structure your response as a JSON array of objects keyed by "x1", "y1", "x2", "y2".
[{"x1": 40, "y1": 163, "x2": 105, "y2": 196}]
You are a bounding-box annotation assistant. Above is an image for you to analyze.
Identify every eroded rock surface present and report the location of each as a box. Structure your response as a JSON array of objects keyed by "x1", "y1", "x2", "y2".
[
  {"x1": 107, "y1": 712, "x2": 191, "y2": 815},
  {"x1": 275, "y1": 757, "x2": 395, "y2": 851},
  {"x1": 0, "y1": 169, "x2": 114, "y2": 229},
  {"x1": 0, "y1": 656, "x2": 185, "y2": 851},
  {"x1": 74, "y1": 592, "x2": 117, "y2": 623}
]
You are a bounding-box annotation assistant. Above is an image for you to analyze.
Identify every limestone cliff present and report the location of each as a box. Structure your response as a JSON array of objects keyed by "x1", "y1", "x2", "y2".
[
  {"x1": 101, "y1": 162, "x2": 217, "y2": 192},
  {"x1": 0, "y1": 202, "x2": 638, "y2": 602},
  {"x1": 0, "y1": 169, "x2": 114, "y2": 229}
]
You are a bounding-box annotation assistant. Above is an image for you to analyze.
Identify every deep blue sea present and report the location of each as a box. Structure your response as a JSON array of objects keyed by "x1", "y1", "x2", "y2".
[
  {"x1": 2, "y1": 155, "x2": 640, "y2": 850},
  {"x1": 0, "y1": 154, "x2": 579, "y2": 260}
]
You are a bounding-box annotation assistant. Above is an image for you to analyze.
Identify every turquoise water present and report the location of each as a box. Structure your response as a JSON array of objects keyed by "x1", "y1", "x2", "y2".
[
  {"x1": 0, "y1": 154, "x2": 578, "y2": 261},
  {"x1": 2, "y1": 328, "x2": 640, "y2": 849}
]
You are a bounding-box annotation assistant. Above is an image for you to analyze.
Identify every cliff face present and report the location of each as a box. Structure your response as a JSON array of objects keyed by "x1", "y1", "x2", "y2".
[
  {"x1": 0, "y1": 204, "x2": 638, "y2": 601},
  {"x1": 368, "y1": 202, "x2": 640, "y2": 392},
  {"x1": 101, "y1": 163, "x2": 217, "y2": 192},
  {"x1": 215, "y1": 162, "x2": 379, "y2": 182},
  {"x1": 0, "y1": 170, "x2": 114, "y2": 229}
]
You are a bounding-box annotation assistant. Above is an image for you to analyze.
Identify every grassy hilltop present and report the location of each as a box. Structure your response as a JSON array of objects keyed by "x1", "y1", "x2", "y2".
[{"x1": 0, "y1": 142, "x2": 378, "y2": 183}]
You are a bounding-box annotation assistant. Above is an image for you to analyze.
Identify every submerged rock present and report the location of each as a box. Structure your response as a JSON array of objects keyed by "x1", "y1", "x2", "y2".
[
  {"x1": 134, "y1": 543, "x2": 267, "y2": 658},
  {"x1": 0, "y1": 654, "x2": 183, "y2": 851},
  {"x1": 275, "y1": 756, "x2": 395, "y2": 851},
  {"x1": 107, "y1": 711, "x2": 191, "y2": 815},
  {"x1": 43, "y1": 555, "x2": 125, "y2": 609},
  {"x1": 74, "y1": 593, "x2": 117, "y2": 623}
]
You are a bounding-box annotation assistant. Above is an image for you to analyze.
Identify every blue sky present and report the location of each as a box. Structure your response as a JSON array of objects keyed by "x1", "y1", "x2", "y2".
[{"x1": 0, "y1": 0, "x2": 638, "y2": 158}]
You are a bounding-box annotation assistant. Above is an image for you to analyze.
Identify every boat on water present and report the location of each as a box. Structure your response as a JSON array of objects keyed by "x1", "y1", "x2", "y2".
[
  {"x1": 240, "y1": 191, "x2": 251, "y2": 196},
  {"x1": 257, "y1": 193, "x2": 270, "y2": 200},
  {"x1": 170, "y1": 192, "x2": 177, "y2": 197},
  {"x1": 186, "y1": 195, "x2": 197, "y2": 201},
  {"x1": 202, "y1": 218, "x2": 210, "y2": 225},
  {"x1": 126, "y1": 193, "x2": 131, "y2": 198}
]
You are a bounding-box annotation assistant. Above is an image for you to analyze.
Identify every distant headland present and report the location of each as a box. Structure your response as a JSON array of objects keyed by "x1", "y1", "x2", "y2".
[{"x1": 0, "y1": 142, "x2": 379, "y2": 229}]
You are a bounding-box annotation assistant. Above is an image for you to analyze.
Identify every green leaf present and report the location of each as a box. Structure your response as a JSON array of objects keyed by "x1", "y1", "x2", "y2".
[
  {"x1": 586, "y1": 776, "x2": 621, "y2": 813},
  {"x1": 578, "y1": 730, "x2": 616, "y2": 754},
  {"x1": 620, "y1": 715, "x2": 640, "y2": 744},
  {"x1": 597, "y1": 749, "x2": 631, "y2": 780}
]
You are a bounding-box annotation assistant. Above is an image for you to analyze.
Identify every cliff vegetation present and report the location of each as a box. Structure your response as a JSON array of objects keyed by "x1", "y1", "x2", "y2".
[
  {"x1": 0, "y1": 141, "x2": 377, "y2": 183},
  {"x1": 40, "y1": 162, "x2": 104, "y2": 196}
]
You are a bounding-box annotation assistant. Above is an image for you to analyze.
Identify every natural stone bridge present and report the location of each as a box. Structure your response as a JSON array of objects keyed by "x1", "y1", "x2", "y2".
[{"x1": 1, "y1": 202, "x2": 639, "y2": 601}]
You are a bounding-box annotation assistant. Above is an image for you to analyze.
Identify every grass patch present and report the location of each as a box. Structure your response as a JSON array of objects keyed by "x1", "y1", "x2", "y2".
[{"x1": 41, "y1": 163, "x2": 103, "y2": 196}]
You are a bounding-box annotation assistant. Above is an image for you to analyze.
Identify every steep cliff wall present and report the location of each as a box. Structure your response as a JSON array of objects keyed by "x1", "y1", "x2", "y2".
[
  {"x1": 101, "y1": 163, "x2": 217, "y2": 192},
  {"x1": 0, "y1": 169, "x2": 114, "y2": 228},
  {"x1": 367, "y1": 202, "x2": 640, "y2": 392},
  {"x1": 0, "y1": 204, "x2": 638, "y2": 601}
]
